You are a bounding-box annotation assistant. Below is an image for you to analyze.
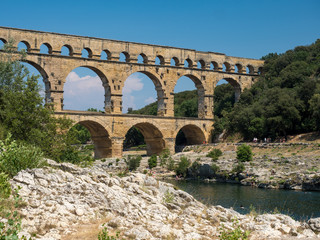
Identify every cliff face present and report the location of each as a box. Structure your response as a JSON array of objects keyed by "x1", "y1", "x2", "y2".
[{"x1": 8, "y1": 160, "x2": 320, "y2": 240}]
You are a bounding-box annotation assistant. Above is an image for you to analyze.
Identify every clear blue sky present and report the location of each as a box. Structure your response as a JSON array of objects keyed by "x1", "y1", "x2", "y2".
[{"x1": 1, "y1": 0, "x2": 319, "y2": 111}]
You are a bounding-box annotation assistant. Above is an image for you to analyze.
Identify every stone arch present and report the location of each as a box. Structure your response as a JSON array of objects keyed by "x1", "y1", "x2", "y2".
[
  {"x1": 175, "y1": 124, "x2": 206, "y2": 151},
  {"x1": 235, "y1": 63, "x2": 243, "y2": 73},
  {"x1": 171, "y1": 57, "x2": 179, "y2": 66},
  {"x1": 21, "y1": 59, "x2": 51, "y2": 103},
  {"x1": 0, "y1": 38, "x2": 7, "y2": 44},
  {"x1": 74, "y1": 120, "x2": 112, "y2": 159},
  {"x1": 0, "y1": 38, "x2": 6, "y2": 50},
  {"x1": 120, "y1": 51, "x2": 130, "y2": 62},
  {"x1": 184, "y1": 58, "x2": 193, "y2": 68},
  {"x1": 155, "y1": 55, "x2": 165, "y2": 65},
  {"x1": 258, "y1": 67, "x2": 263, "y2": 75},
  {"x1": 174, "y1": 74, "x2": 206, "y2": 118},
  {"x1": 64, "y1": 65, "x2": 111, "y2": 112},
  {"x1": 125, "y1": 122, "x2": 165, "y2": 155},
  {"x1": 223, "y1": 62, "x2": 232, "y2": 72},
  {"x1": 101, "y1": 49, "x2": 111, "y2": 60},
  {"x1": 82, "y1": 47, "x2": 93, "y2": 58},
  {"x1": 18, "y1": 40, "x2": 31, "y2": 52},
  {"x1": 123, "y1": 70, "x2": 166, "y2": 116},
  {"x1": 217, "y1": 77, "x2": 241, "y2": 102},
  {"x1": 210, "y1": 61, "x2": 219, "y2": 71},
  {"x1": 40, "y1": 43, "x2": 53, "y2": 54},
  {"x1": 197, "y1": 59, "x2": 206, "y2": 69},
  {"x1": 246, "y1": 65, "x2": 254, "y2": 74},
  {"x1": 61, "y1": 44, "x2": 73, "y2": 56},
  {"x1": 138, "y1": 53, "x2": 148, "y2": 64}
]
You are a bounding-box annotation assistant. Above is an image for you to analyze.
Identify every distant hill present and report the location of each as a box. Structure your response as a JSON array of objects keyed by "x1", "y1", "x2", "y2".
[
  {"x1": 129, "y1": 90, "x2": 198, "y2": 117},
  {"x1": 129, "y1": 85, "x2": 235, "y2": 118}
]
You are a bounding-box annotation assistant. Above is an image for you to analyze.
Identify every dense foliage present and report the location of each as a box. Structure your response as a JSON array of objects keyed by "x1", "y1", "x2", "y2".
[
  {"x1": 125, "y1": 155, "x2": 142, "y2": 171},
  {"x1": 148, "y1": 154, "x2": 157, "y2": 169},
  {"x1": 0, "y1": 135, "x2": 45, "y2": 178},
  {"x1": 0, "y1": 43, "x2": 81, "y2": 162},
  {"x1": 0, "y1": 41, "x2": 98, "y2": 167},
  {"x1": 206, "y1": 148, "x2": 223, "y2": 161},
  {"x1": 236, "y1": 144, "x2": 253, "y2": 162},
  {"x1": 218, "y1": 39, "x2": 320, "y2": 140},
  {"x1": 175, "y1": 156, "x2": 190, "y2": 177},
  {"x1": 123, "y1": 127, "x2": 145, "y2": 149}
]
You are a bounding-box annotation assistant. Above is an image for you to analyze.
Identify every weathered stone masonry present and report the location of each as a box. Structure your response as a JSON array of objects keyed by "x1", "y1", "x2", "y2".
[{"x1": 0, "y1": 26, "x2": 264, "y2": 158}]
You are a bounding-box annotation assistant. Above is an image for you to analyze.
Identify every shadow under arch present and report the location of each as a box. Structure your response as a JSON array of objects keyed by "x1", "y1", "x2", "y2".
[
  {"x1": 74, "y1": 120, "x2": 112, "y2": 159},
  {"x1": 124, "y1": 70, "x2": 166, "y2": 116},
  {"x1": 219, "y1": 77, "x2": 241, "y2": 102},
  {"x1": 174, "y1": 74, "x2": 206, "y2": 118},
  {"x1": 125, "y1": 122, "x2": 165, "y2": 155},
  {"x1": 175, "y1": 124, "x2": 206, "y2": 152},
  {"x1": 65, "y1": 65, "x2": 111, "y2": 112}
]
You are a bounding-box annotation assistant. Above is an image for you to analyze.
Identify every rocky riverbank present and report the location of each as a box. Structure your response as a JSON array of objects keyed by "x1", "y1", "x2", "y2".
[
  {"x1": 169, "y1": 143, "x2": 320, "y2": 191},
  {"x1": 7, "y1": 160, "x2": 320, "y2": 239}
]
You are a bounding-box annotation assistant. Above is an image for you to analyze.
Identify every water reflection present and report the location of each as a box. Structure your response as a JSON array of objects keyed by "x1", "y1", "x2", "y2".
[{"x1": 165, "y1": 180, "x2": 320, "y2": 220}]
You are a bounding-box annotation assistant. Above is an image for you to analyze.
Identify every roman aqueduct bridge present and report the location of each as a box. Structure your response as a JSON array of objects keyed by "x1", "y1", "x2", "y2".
[{"x1": 0, "y1": 27, "x2": 264, "y2": 158}]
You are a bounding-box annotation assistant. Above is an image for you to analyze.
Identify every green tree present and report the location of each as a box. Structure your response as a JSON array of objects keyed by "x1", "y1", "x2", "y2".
[
  {"x1": 148, "y1": 154, "x2": 157, "y2": 169},
  {"x1": 123, "y1": 127, "x2": 145, "y2": 149},
  {"x1": 0, "y1": 134, "x2": 45, "y2": 177},
  {"x1": 236, "y1": 144, "x2": 252, "y2": 162},
  {"x1": 221, "y1": 39, "x2": 320, "y2": 139},
  {"x1": 309, "y1": 93, "x2": 320, "y2": 129},
  {"x1": 214, "y1": 83, "x2": 235, "y2": 117},
  {"x1": 206, "y1": 148, "x2": 222, "y2": 161},
  {"x1": 232, "y1": 163, "x2": 245, "y2": 174},
  {"x1": 125, "y1": 155, "x2": 141, "y2": 171},
  {"x1": 175, "y1": 98, "x2": 198, "y2": 117},
  {"x1": 68, "y1": 123, "x2": 91, "y2": 144},
  {"x1": 0, "y1": 40, "x2": 79, "y2": 162},
  {"x1": 175, "y1": 156, "x2": 190, "y2": 177}
]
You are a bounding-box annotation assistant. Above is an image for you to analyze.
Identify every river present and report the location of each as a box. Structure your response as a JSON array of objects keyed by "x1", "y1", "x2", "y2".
[{"x1": 165, "y1": 180, "x2": 320, "y2": 221}]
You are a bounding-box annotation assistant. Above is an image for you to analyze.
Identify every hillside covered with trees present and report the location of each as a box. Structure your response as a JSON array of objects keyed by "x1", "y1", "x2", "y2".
[{"x1": 216, "y1": 39, "x2": 320, "y2": 140}]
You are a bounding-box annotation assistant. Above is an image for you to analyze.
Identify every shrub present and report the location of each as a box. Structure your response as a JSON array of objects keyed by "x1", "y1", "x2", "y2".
[
  {"x1": 159, "y1": 148, "x2": 170, "y2": 167},
  {"x1": 0, "y1": 173, "x2": 11, "y2": 199},
  {"x1": 190, "y1": 161, "x2": 201, "y2": 176},
  {"x1": 207, "y1": 148, "x2": 222, "y2": 161},
  {"x1": 125, "y1": 155, "x2": 141, "y2": 171},
  {"x1": 98, "y1": 224, "x2": 121, "y2": 240},
  {"x1": 148, "y1": 154, "x2": 157, "y2": 169},
  {"x1": 58, "y1": 146, "x2": 81, "y2": 164},
  {"x1": 236, "y1": 144, "x2": 253, "y2": 162},
  {"x1": 175, "y1": 156, "x2": 190, "y2": 177},
  {"x1": 211, "y1": 163, "x2": 220, "y2": 174},
  {"x1": 117, "y1": 170, "x2": 128, "y2": 178},
  {"x1": 166, "y1": 157, "x2": 175, "y2": 171},
  {"x1": 0, "y1": 135, "x2": 45, "y2": 178},
  {"x1": 0, "y1": 188, "x2": 32, "y2": 239},
  {"x1": 219, "y1": 218, "x2": 250, "y2": 240},
  {"x1": 163, "y1": 190, "x2": 174, "y2": 204},
  {"x1": 232, "y1": 163, "x2": 245, "y2": 174}
]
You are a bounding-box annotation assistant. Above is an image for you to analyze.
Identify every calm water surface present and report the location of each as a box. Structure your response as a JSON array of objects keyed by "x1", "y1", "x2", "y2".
[{"x1": 165, "y1": 180, "x2": 320, "y2": 220}]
